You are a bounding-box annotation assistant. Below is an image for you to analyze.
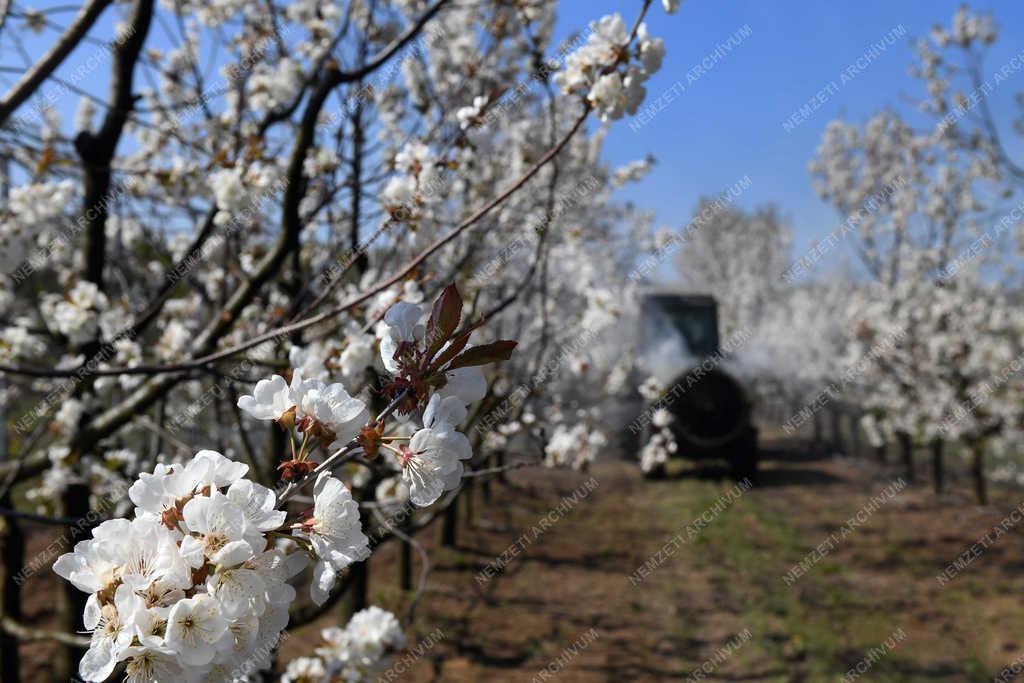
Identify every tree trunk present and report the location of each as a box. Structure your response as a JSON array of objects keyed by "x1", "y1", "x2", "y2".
[
  {"x1": 267, "y1": 421, "x2": 286, "y2": 484},
  {"x1": 849, "y1": 411, "x2": 861, "y2": 459},
  {"x1": 464, "y1": 477, "x2": 475, "y2": 528},
  {"x1": 55, "y1": 483, "x2": 91, "y2": 681},
  {"x1": 397, "y1": 494, "x2": 413, "y2": 591},
  {"x1": 481, "y1": 450, "x2": 493, "y2": 503},
  {"x1": 399, "y1": 539, "x2": 412, "y2": 591},
  {"x1": 337, "y1": 559, "x2": 368, "y2": 623},
  {"x1": 875, "y1": 443, "x2": 887, "y2": 464},
  {"x1": 0, "y1": 496, "x2": 23, "y2": 683},
  {"x1": 897, "y1": 432, "x2": 915, "y2": 483},
  {"x1": 830, "y1": 405, "x2": 843, "y2": 455},
  {"x1": 441, "y1": 497, "x2": 457, "y2": 548},
  {"x1": 0, "y1": 380, "x2": 16, "y2": 681},
  {"x1": 931, "y1": 440, "x2": 944, "y2": 494},
  {"x1": 971, "y1": 443, "x2": 987, "y2": 505},
  {"x1": 812, "y1": 409, "x2": 823, "y2": 446},
  {"x1": 349, "y1": 88, "x2": 368, "y2": 276},
  {"x1": 496, "y1": 450, "x2": 507, "y2": 485}
]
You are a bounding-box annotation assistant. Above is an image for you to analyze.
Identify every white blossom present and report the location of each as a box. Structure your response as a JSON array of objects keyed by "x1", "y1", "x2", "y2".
[
  {"x1": 237, "y1": 373, "x2": 301, "y2": 423},
  {"x1": 402, "y1": 395, "x2": 473, "y2": 507},
  {"x1": 295, "y1": 472, "x2": 371, "y2": 606},
  {"x1": 165, "y1": 594, "x2": 229, "y2": 666}
]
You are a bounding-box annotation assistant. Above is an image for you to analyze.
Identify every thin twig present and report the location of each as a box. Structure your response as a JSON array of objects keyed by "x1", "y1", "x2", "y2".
[
  {"x1": 0, "y1": 0, "x2": 113, "y2": 126},
  {"x1": 1, "y1": 616, "x2": 90, "y2": 647},
  {"x1": 461, "y1": 457, "x2": 541, "y2": 479}
]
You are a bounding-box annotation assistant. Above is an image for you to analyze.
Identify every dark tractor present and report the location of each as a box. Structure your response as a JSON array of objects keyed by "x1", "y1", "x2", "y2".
[{"x1": 635, "y1": 293, "x2": 758, "y2": 482}]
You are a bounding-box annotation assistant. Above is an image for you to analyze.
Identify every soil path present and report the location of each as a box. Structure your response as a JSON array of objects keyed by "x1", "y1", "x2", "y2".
[{"x1": 313, "y1": 440, "x2": 1024, "y2": 682}]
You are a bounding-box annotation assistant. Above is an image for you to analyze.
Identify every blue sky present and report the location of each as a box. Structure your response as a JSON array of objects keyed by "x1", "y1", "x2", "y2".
[
  {"x1": 555, "y1": 0, "x2": 1024, "y2": 280},
  {"x1": 3, "y1": 0, "x2": 1021, "y2": 278}
]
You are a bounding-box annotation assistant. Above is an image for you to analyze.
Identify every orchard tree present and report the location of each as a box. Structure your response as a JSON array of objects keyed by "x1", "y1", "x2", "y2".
[
  {"x1": 672, "y1": 200, "x2": 792, "y2": 339},
  {"x1": 811, "y1": 4, "x2": 1024, "y2": 499},
  {"x1": 0, "y1": 0, "x2": 682, "y2": 679}
]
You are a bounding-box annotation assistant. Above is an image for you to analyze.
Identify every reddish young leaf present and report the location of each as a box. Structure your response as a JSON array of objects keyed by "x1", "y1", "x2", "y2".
[
  {"x1": 427, "y1": 328, "x2": 472, "y2": 373},
  {"x1": 425, "y1": 315, "x2": 489, "y2": 374},
  {"x1": 424, "y1": 283, "x2": 462, "y2": 359},
  {"x1": 446, "y1": 340, "x2": 518, "y2": 370}
]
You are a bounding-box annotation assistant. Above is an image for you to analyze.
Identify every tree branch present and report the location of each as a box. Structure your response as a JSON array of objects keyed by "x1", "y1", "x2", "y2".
[
  {"x1": 0, "y1": 106, "x2": 592, "y2": 379},
  {"x1": 0, "y1": 0, "x2": 113, "y2": 126},
  {"x1": 1, "y1": 616, "x2": 90, "y2": 647}
]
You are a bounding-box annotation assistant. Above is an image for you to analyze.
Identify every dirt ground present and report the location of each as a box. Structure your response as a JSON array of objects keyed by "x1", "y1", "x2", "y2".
[
  {"x1": 15, "y1": 435, "x2": 1024, "y2": 682},
  {"x1": 286, "y1": 437, "x2": 1024, "y2": 682}
]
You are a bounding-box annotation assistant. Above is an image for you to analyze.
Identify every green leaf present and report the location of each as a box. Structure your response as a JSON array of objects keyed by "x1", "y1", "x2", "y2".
[
  {"x1": 424, "y1": 283, "x2": 462, "y2": 359},
  {"x1": 446, "y1": 340, "x2": 517, "y2": 370}
]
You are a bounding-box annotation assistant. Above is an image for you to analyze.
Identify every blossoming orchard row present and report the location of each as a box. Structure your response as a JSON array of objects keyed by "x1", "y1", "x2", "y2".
[
  {"x1": 0, "y1": 0, "x2": 681, "y2": 680},
  {"x1": 633, "y1": 6, "x2": 1024, "y2": 504}
]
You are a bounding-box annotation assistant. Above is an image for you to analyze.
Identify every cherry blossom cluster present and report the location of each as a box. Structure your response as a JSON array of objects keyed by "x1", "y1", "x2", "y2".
[
  {"x1": 374, "y1": 285, "x2": 515, "y2": 503},
  {"x1": 0, "y1": 0, "x2": 679, "y2": 508},
  {"x1": 555, "y1": 13, "x2": 667, "y2": 121},
  {"x1": 40, "y1": 281, "x2": 110, "y2": 345},
  {"x1": 639, "y1": 409, "x2": 678, "y2": 475},
  {"x1": 801, "y1": 3, "x2": 1024, "y2": 474},
  {"x1": 378, "y1": 140, "x2": 444, "y2": 227},
  {"x1": 544, "y1": 422, "x2": 607, "y2": 471},
  {"x1": 841, "y1": 249, "x2": 1024, "y2": 448},
  {"x1": 53, "y1": 450, "x2": 308, "y2": 682},
  {"x1": 50, "y1": 284, "x2": 514, "y2": 680},
  {"x1": 237, "y1": 369, "x2": 369, "y2": 462},
  {"x1": 281, "y1": 606, "x2": 405, "y2": 683},
  {"x1": 928, "y1": 5, "x2": 996, "y2": 49}
]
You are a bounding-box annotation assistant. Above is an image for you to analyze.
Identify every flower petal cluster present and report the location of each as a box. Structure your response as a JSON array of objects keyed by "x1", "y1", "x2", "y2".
[
  {"x1": 403, "y1": 394, "x2": 473, "y2": 506},
  {"x1": 375, "y1": 289, "x2": 515, "y2": 505},
  {"x1": 456, "y1": 95, "x2": 488, "y2": 129},
  {"x1": 286, "y1": 606, "x2": 406, "y2": 682},
  {"x1": 40, "y1": 281, "x2": 109, "y2": 344},
  {"x1": 379, "y1": 140, "x2": 442, "y2": 222},
  {"x1": 378, "y1": 300, "x2": 425, "y2": 374},
  {"x1": 52, "y1": 280, "x2": 517, "y2": 680},
  {"x1": 639, "y1": 411, "x2": 678, "y2": 474},
  {"x1": 288, "y1": 324, "x2": 375, "y2": 384},
  {"x1": 555, "y1": 14, "x2": 668, "y2": 121},
  {"x1": 238, "y1": 372, "x2": 369, "y2": 447},
  {"x1": 294, "y1": 472, "x2": 371, "y2": 606},
  {"x1": 544, "y1": 423, "x2": 607, "y2": 471},
  {"x1": 54, "y1": 450, "x2": 306, "y2": 682},
  {"x1": 236, "y1": 373, "x2": 300, "y2": 423}
]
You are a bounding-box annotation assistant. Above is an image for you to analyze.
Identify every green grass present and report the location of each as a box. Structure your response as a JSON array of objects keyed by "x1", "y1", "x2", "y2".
[{"x1": 650, "y1": 478, "x2": 988, "y2": 682}]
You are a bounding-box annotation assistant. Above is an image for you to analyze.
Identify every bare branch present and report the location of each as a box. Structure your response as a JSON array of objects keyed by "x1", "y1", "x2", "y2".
[
  {"x1": 1, "y1": 616, "x2": 90, "y2": 647},
  {"x1": 0, "y1": 0, "x2": 113, "y2": 126}
]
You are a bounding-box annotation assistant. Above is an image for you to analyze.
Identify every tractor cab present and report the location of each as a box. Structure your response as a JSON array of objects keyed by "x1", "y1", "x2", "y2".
[{"x1": 639, "y1": 293, "x2": 721, "y2": 361}]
